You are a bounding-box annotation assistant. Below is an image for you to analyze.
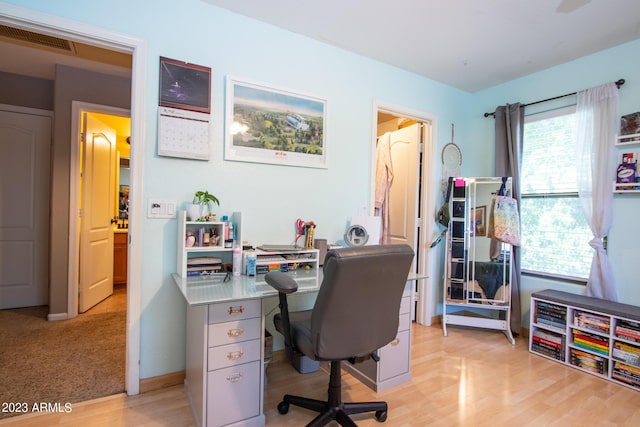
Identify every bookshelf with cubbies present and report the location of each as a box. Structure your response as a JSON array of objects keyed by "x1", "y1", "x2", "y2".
[{"x1": 530, "y1": 289, "x2": 640, "y2": 391}]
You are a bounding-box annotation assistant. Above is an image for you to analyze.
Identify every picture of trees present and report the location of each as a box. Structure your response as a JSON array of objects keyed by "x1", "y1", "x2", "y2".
[{"x1": 225, "y1": 78, "x2": 327, "y2": 168}]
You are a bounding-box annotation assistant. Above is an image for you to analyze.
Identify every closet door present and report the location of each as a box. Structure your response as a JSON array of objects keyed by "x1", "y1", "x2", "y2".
[{"x1": 0, "y1": 108, "x2": 51, "y2": 308}]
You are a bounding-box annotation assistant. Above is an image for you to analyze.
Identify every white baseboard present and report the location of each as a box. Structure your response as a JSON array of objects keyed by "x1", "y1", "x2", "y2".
[{"x1": 47, "y1": 312, "x2": 69, "y2": 321}]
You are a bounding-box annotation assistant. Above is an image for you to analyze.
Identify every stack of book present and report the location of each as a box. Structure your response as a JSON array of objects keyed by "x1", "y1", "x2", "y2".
[
  {"x1": 531, "y1": 329, "x2": 565, "y2": 361},
  {"x1": 574, "y1": 310, "x2": 610, "y2": 334},
  {"x1": 612, "y1": 341, "x2": 640, "y2": 367},
  {"x1": 256, "y1": 263, "x2": 288, "y2": 275},
  {"x1": 187, "y1": 257, "x2": 223, "y2": 276},
  {"x1": 535, "y1": 301, "x2": 567, "y2": 329},
  {"x1": 570, "y1": 348, "x2": 608, "y2": 375},
  {"x1": 613, "y1": 361, "x2": 640, "y2": 387},
  {"x1": 615, "y1": 319, "x2": 640, "y2": 343},
  {"x1": 572, "y1": 329, "x2": 609, "y2": 356}
]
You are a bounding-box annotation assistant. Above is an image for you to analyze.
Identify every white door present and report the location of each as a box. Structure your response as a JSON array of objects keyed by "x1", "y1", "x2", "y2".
[
  {"x1": 0, "y1": 109, "x2": 51, "y2": 309},
  {"x1": 387, "y1": 123, "x2": 421, "y2": 260},
  {"x1": 79, "y1": 113, "x2": 116, "y2": 313}
]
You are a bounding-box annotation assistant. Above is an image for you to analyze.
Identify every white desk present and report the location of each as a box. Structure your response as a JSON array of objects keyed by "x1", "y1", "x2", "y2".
[{"x1": 174, "y1": 271, "x2": 420, "y2": 427}]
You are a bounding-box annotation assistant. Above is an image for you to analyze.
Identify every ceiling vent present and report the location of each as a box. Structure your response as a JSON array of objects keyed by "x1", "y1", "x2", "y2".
[{"x1": 0, "y1": 25, "x2": 75, "y2": 52}]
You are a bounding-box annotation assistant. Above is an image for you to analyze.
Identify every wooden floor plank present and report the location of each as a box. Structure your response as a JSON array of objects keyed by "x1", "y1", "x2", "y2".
[{"x1": 2, "y1": 324, "x2": 639, "y2": 426}]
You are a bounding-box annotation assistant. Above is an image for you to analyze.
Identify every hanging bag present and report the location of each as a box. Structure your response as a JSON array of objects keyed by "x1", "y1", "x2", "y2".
[
  {"x1": 431, "y1": 178, "x2": 454, "y2": 248},
  {"x1": 488, "y1": 195, "x2": 521, "y2": 246},
  {"x1": 437, "y1": 177, "x2": 454, "y2": 228}
]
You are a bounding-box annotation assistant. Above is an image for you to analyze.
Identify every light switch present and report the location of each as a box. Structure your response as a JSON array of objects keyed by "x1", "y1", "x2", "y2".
[
  {"x1": 147, "y1": 199, "x2": 178, "y2": 218},
  {"x1": 167, "y1": 201, "x2": 176, "y2": 216}
]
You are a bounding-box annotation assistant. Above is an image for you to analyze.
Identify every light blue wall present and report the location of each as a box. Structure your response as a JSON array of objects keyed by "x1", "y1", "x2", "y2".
[
  {"x1": 5, "y1": 0, "x2": 639, "y2": 380},
  {"x1": 3, "y1": 0, "x2": 472, "y2": 378},
  {"x1": 470, "y1": 39, "x2": 640, "y2": 324}
]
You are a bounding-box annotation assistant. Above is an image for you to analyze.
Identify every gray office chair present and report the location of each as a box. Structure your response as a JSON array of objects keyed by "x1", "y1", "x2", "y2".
[{"x1": 265, "y1": 244, "x2": 414, "y2": 427}]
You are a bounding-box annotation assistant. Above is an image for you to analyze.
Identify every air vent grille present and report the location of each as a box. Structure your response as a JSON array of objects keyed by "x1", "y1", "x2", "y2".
[{"x1": 0, "y1": 25, "x2": 74, "y2": 51}]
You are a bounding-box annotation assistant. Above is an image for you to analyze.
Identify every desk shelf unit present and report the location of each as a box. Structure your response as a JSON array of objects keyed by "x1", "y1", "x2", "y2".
[
  {"x1": 530, "y1": 289, "x2": 640, "y2": 392},
  {"x1": 252, "y1": 248, "x2": 319, "y2": 276},
  {"x1": 177, "y1": 210, "x2": 242, "y2": 278}
]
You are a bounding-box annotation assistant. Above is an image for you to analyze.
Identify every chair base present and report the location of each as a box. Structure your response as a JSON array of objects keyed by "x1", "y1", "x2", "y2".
[{"x1": 276, "y1": 361, "x2": 388, "y2": 427}]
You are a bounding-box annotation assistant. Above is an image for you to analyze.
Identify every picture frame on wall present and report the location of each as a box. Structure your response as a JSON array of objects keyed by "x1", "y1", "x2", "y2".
[
  {"x1": 471, "y1": 205, "x2": 486, "y2": 237},
  {"x1": 159, "y1": 56, "x2": 211, "y2": 114},
  {"x1": 224, "y1": 76, "x2": 327, "y2": 168}
]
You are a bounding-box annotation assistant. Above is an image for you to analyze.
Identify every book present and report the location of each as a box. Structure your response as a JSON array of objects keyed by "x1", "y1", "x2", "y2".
[
  {"x1": 616, "y1": 162, "x2": 636, "y2": 187},
  {"x1": 621, "y1": 112, "x2": 640, "y2": 136},
  {"x1": 574, "y1": 310, "x2": 610, "y2": 332},
  {"x1": 187, "y1": 257, "x2": 222, "y2": 267}
]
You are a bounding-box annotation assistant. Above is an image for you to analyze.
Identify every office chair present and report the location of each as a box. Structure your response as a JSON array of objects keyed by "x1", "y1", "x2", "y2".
[{"x1": 265, "y1": 244, "x2": 414, "y2": 426}]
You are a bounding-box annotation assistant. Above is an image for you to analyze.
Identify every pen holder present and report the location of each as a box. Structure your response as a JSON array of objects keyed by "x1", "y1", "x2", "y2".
[{"x1": 305, "y1": 225, "x2": 315, "y2": 248}]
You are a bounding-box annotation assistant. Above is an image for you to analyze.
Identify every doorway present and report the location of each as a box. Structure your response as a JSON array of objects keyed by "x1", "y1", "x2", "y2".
[
  {"x1": 0, "y1": 5, "x2": 145, "y2": 395},
  {"x1": 69, "y1": 104, "x2": 131, "y2": 316},
  {"x1": 373, "y1": 101, "x2": 437, "y2": 326}
]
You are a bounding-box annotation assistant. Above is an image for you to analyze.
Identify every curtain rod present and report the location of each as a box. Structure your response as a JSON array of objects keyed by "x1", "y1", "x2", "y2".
[{"x1": 483, "y1": 79, "x2": 626, "y2": 118}]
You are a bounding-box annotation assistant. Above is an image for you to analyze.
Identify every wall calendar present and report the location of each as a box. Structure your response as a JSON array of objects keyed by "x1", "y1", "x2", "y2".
[
  {"x1": 157, "y1": 57, "x2": 212, "y2": 160},
  {"x1": 157, "y1": 106, "x2": 210, "y2": 160}
]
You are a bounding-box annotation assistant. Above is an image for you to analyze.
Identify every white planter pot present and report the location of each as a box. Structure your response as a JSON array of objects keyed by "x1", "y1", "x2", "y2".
[{"x1": 186, "y1": 204, "x2": 202, "y2": 221}]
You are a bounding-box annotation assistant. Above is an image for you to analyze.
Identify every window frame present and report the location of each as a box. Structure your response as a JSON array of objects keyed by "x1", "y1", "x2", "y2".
[{"x1": 520, "y1": 105, "x2": 589, "y2": 283}]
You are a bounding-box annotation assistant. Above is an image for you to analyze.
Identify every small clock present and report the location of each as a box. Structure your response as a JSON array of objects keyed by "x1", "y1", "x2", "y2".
[{"x1": 344, "y1": 224, "x2": 369, "y2": 247}]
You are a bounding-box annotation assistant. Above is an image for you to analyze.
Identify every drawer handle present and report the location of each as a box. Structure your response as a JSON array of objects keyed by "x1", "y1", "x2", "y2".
[
  {"x1": 227, "y1": 328, "x2": 244, "y2": 337},
  {"x1": 227, "y1": 351, "x2": 244, "y2": 360},
  {"x1": 228, "y1": 305, "x2": 244, "y2": 315},
  {"x1": 390, "y1": 338, "x2": 400, "y2": 346},
  {"x1": 226, "y1": 373, "x2": 243, "y2": 382}
]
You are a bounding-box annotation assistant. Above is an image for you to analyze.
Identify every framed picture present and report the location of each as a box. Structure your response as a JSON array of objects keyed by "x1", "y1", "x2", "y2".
[
  {"x1": 225, "y1": 76, "x2": 327, "y2": 168},
  {"x1": 159, "y1": 57, "x2": 211, "y2": 114},
  {"x1": 471, "y1": 205, "x2": 486, "y2": 237},
  {"x1": 119, "y1": 185, "x2": 129, "y2": 219}
]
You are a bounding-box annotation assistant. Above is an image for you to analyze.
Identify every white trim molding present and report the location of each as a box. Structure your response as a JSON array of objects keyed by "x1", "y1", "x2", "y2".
[{"x1": 0, "y1": 3, "x2": 147, "y2": 396}]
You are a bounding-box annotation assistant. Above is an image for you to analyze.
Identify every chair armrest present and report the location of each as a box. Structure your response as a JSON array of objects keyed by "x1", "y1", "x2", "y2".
[{"x1": 265, "y1": 272, "x2": 298, "y2": 294}]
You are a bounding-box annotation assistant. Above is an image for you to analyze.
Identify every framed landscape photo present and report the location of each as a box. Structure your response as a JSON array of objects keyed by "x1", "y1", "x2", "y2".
[
  {"x1": 159, "y1": 57, "x2": 211, "y2": 114},
  {"x1": 225, "y1": 76, "x2": 327, "y2": 168}
]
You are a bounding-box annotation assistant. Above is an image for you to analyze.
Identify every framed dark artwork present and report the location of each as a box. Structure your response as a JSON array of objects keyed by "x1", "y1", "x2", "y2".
[
  {"x1": 225, "y1": 76, "x2": 327, "y2": 168},
  {"x1": 159, "y1": 57, "x2": 211, "y2": 114}
]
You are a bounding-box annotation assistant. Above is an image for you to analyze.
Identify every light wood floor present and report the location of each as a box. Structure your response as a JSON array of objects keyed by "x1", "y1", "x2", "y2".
[{"x1": 2, "y1": 324, "x2": 639, "y2": 426}]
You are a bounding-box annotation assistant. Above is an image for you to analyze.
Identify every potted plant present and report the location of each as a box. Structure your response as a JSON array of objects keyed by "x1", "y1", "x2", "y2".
[{"x1": 187, "y1": 190, "x2": 220, "y2": 221}]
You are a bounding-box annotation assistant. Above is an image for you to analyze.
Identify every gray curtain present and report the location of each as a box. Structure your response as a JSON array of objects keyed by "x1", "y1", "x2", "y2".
[{"x1": 494, "y1": 103, "x2": 524, "y2": 335}]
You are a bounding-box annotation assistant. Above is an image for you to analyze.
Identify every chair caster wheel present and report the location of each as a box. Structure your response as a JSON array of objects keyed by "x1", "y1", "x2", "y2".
[
  {"x1": 277, "y1": 401, "x2": 289, "y2": 414},
  {"x1": 375, "y1": 410, "x2": 387, "y2": 422}
]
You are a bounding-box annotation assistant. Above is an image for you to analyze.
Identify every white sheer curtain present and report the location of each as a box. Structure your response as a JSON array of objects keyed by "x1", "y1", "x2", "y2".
[{"x1": 575, "y1": 83, "x2": 618, "y2": 300}]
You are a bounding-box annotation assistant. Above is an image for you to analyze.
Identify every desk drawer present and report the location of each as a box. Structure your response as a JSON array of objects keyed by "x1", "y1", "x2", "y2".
[
  {"x1": 398, "y1": 312, "x2": 411, "y2": 332},
  {"x1": 379, "y1": 329, "x2": 410, "y2": 382},
  {"x1": 207, "y1": 361, "x2": 261, "y2": 427},
  {"x1": 399, "y1": 296, "x2": 410, "y2": 315},
  {"x1": 208, "y1": 299, "x2": 261, "y2": 324},
  {"x1": 208, "y1": 317, "x2": 261, "y2": 347},
  {"x1": 208, "y1": 339, "x2": 261, "y2": 370}
]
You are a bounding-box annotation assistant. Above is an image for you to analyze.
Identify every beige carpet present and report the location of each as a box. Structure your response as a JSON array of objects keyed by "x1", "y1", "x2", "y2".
[{"x1": 0, "y1": 306, "x2": 125, "y2": 419}]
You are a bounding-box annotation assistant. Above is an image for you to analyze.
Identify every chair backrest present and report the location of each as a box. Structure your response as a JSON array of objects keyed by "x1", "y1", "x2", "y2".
[{"x1": 310, "y1": 244, "x2": 414, "y2": 360}]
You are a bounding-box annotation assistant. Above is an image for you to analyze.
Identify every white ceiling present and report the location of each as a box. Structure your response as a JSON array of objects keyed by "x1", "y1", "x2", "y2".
[
  {"x1": 200, "y1": 0, "x2": 640, "y2": 92},
  {"x1": 1, "y1": 1, "x2": 639, "y2": 93}
]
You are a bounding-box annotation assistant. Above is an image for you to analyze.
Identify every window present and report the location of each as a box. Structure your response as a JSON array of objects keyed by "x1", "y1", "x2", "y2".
[{"x1": 520, "y1": 107, "x2": 592, "y2": 280}]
